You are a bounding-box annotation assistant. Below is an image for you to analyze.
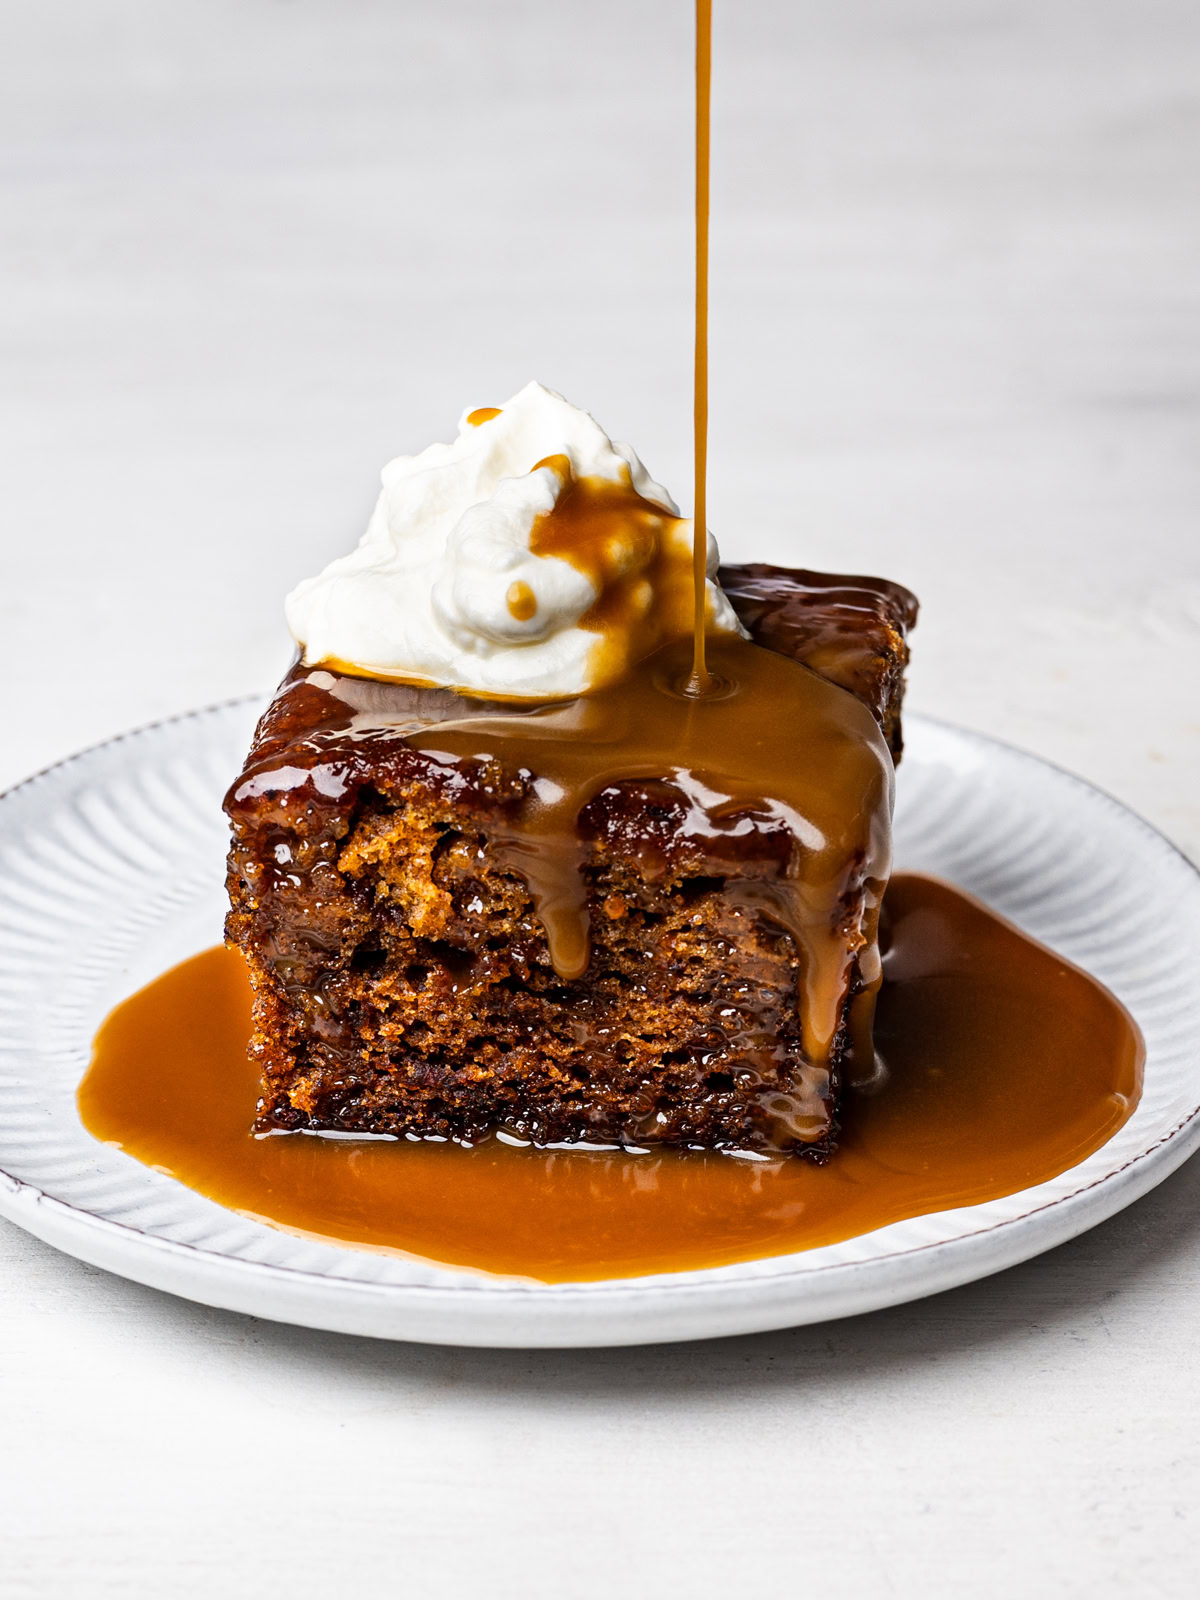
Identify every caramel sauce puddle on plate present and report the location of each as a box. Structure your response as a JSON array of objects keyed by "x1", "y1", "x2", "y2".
[{"x1": 78, "y1": 874, "x2": 1142, "y2": 1284}]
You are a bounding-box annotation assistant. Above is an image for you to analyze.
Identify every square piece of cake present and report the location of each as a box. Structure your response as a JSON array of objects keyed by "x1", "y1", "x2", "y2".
[{"x1": 224, "y1": 563, "x2": 916, "y2": 1158}]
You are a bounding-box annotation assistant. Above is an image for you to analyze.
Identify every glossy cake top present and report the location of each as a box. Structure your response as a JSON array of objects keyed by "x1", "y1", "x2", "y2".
[{"x1": 230, "y1": 562, "x2": 916, "y2": 809}]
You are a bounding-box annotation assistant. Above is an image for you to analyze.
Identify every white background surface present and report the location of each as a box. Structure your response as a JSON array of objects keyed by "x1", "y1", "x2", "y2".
[{"x1": 2, "y1": 2, "x2": 1198, "y2": 1595}]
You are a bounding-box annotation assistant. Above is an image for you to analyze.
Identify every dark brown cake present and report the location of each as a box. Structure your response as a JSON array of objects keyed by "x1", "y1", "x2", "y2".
[
  {"x1": 224, "y1": 564, "x2": 917, "y2": 1157},
  {"x1": 718, "y1": 564, "x2": 917, "y2": 761}
]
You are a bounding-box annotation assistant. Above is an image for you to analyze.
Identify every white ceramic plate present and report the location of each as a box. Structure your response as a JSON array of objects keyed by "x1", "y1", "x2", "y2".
[{"x1": 1, "y1": 702, "x2": 1198, "y2": 1347}]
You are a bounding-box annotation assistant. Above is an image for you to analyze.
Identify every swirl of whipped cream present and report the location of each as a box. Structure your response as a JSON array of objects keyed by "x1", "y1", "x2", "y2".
[{"x1": 286, "y1": 381, "x2": 744, "y2": 698}]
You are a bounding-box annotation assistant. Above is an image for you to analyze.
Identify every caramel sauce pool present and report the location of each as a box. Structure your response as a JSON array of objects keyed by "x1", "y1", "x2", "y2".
[{"x1": 78, "y1": 874, "x2": 1142, "y2": 1283}]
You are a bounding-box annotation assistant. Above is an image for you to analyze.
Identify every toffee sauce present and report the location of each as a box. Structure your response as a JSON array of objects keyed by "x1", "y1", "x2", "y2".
[
  {"x1": 78, "y1": 2, "x2": 1141, "y2": 1274},
  {"x1": 689, "y1": 0, "x2": 713, "y2": 695},
  {"x1": 79, "y1": 874, "x2": 1142, "y2": 1283}
]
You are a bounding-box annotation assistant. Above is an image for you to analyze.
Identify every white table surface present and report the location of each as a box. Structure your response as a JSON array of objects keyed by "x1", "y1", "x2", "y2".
[{"x1": 3, "y1": 2, "x2": 1198, "y2": 1595}]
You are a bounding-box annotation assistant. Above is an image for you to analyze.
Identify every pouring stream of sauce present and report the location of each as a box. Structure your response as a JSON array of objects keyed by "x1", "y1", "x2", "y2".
[{"x1": 688, "y1": 0, "x2": 713, "y2": 696}]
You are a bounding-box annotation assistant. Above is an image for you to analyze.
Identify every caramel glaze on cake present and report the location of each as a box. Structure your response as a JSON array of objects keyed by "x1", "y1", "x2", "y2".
[{"x1": 224, "y1": 565, "x2": 917, "y2": 1157}]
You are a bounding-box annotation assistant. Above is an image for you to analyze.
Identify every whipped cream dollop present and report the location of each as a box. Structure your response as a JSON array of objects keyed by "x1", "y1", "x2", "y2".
[{"x1": 286, "y1": 382, "x2": 744, "y2": 698}]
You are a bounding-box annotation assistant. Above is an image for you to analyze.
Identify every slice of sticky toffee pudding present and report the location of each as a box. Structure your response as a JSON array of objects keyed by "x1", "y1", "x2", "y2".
[
  {"x1": 223, "y1": 387, "x2": 916, "y2": 1157},
  {"x1": 226, "y1": 598, "x2": 915, "y2": 1155}
]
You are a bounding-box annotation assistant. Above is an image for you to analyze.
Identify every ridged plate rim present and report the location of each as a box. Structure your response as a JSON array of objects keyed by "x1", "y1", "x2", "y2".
[{"x1": 0, "y1": 698, "x2": 1197, "y2": 1347}]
